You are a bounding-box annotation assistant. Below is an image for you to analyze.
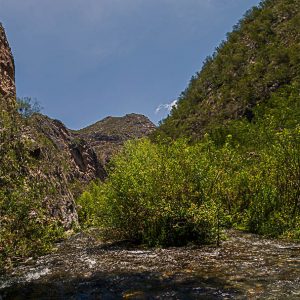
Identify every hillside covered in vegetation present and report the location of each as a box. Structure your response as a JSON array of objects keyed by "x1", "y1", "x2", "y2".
[{"x1": 156, "y1": 0, "x2": 300, "y2": 140}]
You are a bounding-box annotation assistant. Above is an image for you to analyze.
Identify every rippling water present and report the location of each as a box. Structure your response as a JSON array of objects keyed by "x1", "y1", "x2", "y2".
[{"x1": 0, "y1": 230, "x2": 299, "y2": 299}]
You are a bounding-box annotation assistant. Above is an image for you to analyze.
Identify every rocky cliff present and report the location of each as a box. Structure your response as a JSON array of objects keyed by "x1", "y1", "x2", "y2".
[
  {"x1": 0, "y1": 23, "x2": 15, "y2": 114},
  {"x1": 0, "y1": 23, "x2": 15, "y2": 100},
  {"x1": 75, "y1": 113, "x2": 156, "y2": 165},
  {"x1": 31, "y1": 114, "x2": 106, "y2": 184},
  {"x1": 27, "y1": 114, "x2": 106, "y2": 227}
]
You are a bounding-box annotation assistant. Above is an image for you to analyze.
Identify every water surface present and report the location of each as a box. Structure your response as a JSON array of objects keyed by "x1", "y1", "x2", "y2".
[{"x1": 0, "y1": 230, "x2": 299, "y2": 299}]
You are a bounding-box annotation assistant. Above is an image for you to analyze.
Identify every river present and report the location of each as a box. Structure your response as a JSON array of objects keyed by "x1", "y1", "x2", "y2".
[{"x1": 0, "y1": 230, "x2": 299, "y2": 299}]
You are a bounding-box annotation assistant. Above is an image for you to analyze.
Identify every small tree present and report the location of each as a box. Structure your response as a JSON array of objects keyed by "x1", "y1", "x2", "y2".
[{"x1": 16, "y1": 97, "x2": 42, "y2": 117}]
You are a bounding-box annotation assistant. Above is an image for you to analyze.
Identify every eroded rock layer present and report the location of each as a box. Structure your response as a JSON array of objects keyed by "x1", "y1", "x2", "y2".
[{"x1": 0, "y1": 23, "x2": 15, "y2": 100}]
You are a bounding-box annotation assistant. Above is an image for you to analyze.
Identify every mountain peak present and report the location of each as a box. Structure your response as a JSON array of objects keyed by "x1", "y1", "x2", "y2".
[{"x1": 75, "y1": 113, "x2": 156, "y2": 165}]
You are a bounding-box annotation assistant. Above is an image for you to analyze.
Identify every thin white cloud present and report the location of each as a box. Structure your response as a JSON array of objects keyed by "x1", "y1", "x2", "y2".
[{"x1": 155, "y1": 100, "x2": 178, "y2": 114}]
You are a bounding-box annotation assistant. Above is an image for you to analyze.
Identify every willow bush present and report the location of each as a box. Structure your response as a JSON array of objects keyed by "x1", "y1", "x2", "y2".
[
  {"x1": 77, "y1": 138, "x2": 221, "y2": 246},
  {"x1": 246, "y1": 126, "x2": 300, "y2": 238}
]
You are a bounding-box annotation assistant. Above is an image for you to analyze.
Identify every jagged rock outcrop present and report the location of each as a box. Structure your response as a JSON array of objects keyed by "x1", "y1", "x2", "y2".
[
  {"x1": 31, "y1": 114, "x2": 106, "y2": 183},
  {"x1": 75, "y1": 113, "x2": 156, "y2": 165},
  {"x1": 0, "y1": 23, "x2": 15, "y2": 101},
  {"x1": 26, "y1": 114, "x2": 106, "y2": 228}
]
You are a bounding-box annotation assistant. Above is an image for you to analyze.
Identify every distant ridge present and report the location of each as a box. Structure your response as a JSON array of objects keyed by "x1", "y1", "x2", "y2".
[{"x1": 75, "y1": 113, "x2": 156, "y2": 165}]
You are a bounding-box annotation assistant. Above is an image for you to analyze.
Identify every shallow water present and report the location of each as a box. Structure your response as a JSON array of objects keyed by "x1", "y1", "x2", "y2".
[{"x1": 0, "y1": 230, "x2": 299, "y2": 299}]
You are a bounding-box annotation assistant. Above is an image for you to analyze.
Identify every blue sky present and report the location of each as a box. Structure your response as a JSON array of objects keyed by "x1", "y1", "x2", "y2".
[{"x1": 0, "y1": 0, "x2": 261, "y2": 129}]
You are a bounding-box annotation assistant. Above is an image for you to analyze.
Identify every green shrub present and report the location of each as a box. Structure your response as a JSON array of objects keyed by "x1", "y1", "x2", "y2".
[
  {"x1": 16, "y1": 97, "x2": 42, "y2": 118},
  {"x1": 244, "y1": 126, "x2": 300, "y2": 236},
  {"x1": 77, "y1": 138, "x2": 221, "y2": 246},
  {"x1": 76, "y1": 180, "x2": 106, "y2": 229}
]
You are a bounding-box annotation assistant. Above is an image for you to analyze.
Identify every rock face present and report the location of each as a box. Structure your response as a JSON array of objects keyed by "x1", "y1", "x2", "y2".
[
  {"x1": 18, "y1": 113, "x2": 108, "y2": 229},
  {"x1": 28, "y1": 114, "x2": 107, "y2": 228},
  {"x1": 0, "y1": 23, "x2": 15, "y2": 100},
  {"x1": 75, "y1": 113, "x2": 156, "y2": 165},
  {"x1": 32, "y1": 114, "x2": 106, "y2": 183}
]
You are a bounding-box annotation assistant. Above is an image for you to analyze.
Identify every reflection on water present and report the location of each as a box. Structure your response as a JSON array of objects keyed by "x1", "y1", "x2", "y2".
[{"x1": 0, "y1": 230, "x2": 299, "y2": 299}]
